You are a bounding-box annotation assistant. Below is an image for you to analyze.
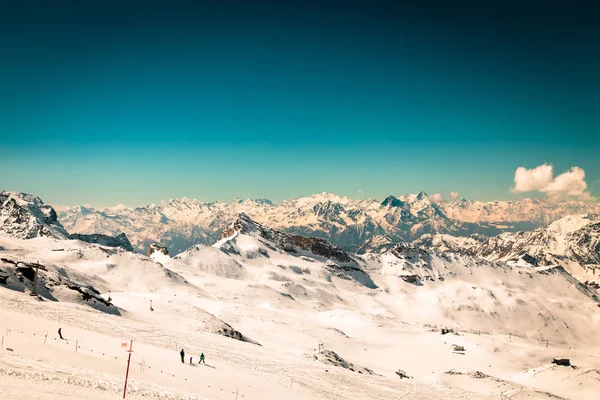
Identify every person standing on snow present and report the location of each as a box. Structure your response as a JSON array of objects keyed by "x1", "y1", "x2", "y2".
[
  {"x1": 180, "y1": 349, "x2": 185, "y2": 363},
  {"x1": 58, "y1": 328, "x2": 63, "y2": 340},
  {"x1": 199, "y1": 353, "x2": 205, "y2": 364}
]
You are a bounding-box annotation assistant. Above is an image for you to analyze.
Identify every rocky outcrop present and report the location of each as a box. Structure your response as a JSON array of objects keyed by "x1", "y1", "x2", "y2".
[
  {"x1": 313, "y1": 350, "x2": 377, "y2": 375},
  {"x1": 70, "y1": 232, "x2": 134, "y2": 252},
  {"x1": 147, "y1": 243, "x2": 169, "y2": 257}
]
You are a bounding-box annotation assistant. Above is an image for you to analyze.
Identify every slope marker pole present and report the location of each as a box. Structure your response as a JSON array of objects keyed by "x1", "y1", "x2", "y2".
[{"x1": 123, "y1": 340, "x2": 134, "y2": 399}]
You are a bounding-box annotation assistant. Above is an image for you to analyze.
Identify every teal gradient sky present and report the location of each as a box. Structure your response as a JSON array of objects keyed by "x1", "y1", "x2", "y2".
[{"x1": 1, "y1": 1, "x2": 599, "y2": 207}]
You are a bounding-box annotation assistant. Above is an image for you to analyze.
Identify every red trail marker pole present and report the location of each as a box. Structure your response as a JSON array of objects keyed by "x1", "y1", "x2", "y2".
[{"x1": 123, "y1": 340, "x2": 134, "y2": 399}]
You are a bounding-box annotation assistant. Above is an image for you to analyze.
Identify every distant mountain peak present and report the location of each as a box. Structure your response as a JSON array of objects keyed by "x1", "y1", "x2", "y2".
[
  {"x1": 305, "y1": 192, "x2": 347, "y2": 203},
  {"x1": 218, "y1": 212, "x2": 261, "y2": 239},
  {"x1": 381, "y1": 195, "x2": 403, "y2": 207}
]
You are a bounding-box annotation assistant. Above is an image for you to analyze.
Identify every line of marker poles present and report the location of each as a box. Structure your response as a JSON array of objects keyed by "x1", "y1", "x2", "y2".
[{"x1": 3, "y1": 331, "x2": 246, "y2": 399}]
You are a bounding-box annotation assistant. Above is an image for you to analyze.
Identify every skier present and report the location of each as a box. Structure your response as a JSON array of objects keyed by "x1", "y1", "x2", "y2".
[
  {"x1": 180, "y1": 349, "x2": 185, "y2": 363},
  {"x1": 58, "y1": 328, "x2": 63, "y2": 340},
  {"x1": 189, "y1": 356, "x2": 193, "y2": 365},
  {"x1": 199, "y1": 353, "x2": 205, "y2": 364}
]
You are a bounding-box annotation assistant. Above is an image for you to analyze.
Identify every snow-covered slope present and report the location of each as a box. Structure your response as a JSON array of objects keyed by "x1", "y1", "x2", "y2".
[
  {"x1": 472, "y1": 214, "x2": 600, "y2": 281},
  {"x1": 55, "y1": 191, "x2": 600, "y2": 254},
  {"x1": 0, "y1": 235, "x2": 261, "y2": 346},
  {"x1": 3, "y1": 207, "x2": 600, "y2": 399},
  {"x1": 359, "y1": 240, "x2": 600, "y2": 346},
  {"x1": 405, "y1": 214, "x2": 600, "y2": 284},
  {"x1": 212, "y1": 213, "x2": 377, "y2": 288}
]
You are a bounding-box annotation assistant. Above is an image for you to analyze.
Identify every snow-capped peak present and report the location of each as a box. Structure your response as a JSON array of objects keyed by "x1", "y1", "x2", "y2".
[
  {"x1": 0, "y1": 191, "x2": 69, "y2": 239},
  {"x1": 416, "y1": 191, "x2": 429, "y2": 200},
  {"x1": 546, "y1": 214, "x2": 598, "y2": 235},
  {"x1": 0, "y1": 191, "x2": 134, "y2": 251}
]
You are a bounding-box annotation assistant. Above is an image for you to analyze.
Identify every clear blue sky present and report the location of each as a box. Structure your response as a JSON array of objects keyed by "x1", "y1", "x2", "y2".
[{"x1": 1, "y1": 1, "x2": 599, "y2": 206}]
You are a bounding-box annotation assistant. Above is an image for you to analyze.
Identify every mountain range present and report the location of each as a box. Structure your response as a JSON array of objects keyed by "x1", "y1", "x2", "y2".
[
  {"x1": 55, "y1": 191, "x2": 600, "y2": 255},
  {"x1": 2, "y1": 189, "x2": 600, "y2": 399}
]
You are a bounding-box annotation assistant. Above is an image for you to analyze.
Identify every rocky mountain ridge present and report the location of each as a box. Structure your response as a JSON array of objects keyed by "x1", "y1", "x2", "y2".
[
  {"x1": 55, "y1": 191, "x2": 600, "y2": 254},
  {"x1": 214, "y1": 213, "x2": 377, "y2": 288},
  {"x1": 1, "y1": 191, "x2": 70, "y2": 239},
  {"x1": 410, "y1": 214, "x2": 600, "y2": 282},
  {"x1": 0, "y1": 191, "x2": 133, "y2": 251}
]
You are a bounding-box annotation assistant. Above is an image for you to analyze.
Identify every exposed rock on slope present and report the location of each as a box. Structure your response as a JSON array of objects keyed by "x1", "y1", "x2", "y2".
[
  {"x1": 70, "y1": 233, "x2": 134, "y2": 252},
  {"x1": 218, "y1": 213, "x2": 355, "y2": 264},
  {"x1": 313, "y1": 350, "x2": 376, "y2": 375},
  {"x1": 199, "y1": 311, "x2": 260, "y2": 345},
  {"x1": 0, "y1": 257, "x2": 119, "y2": 314},
  {"x1": 147, "y1": 243, "x2": 169, "y2": 257},
  {"x1": 216, "y1": 213, "x2": 377, "y2": 288}
]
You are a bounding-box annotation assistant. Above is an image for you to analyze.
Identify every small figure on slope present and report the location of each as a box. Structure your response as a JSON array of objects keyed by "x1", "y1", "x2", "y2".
[
  {"x1": 180, "y1": 348, "x2": 185, "y2": 363},
  {"x1": 199, "y1": 353, "x2": 205, "y2": 364}
]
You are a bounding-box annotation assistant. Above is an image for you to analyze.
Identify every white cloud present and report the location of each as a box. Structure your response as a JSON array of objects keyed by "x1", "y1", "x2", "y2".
[
  {"x1": 511, "y1": 164, "x2": 590, "y2": 199},
  {"x1": 429, "y1": 193, "x2": 445, "y2": 203},
  {"x1": 511, "y1": 164, "x2": 554, "y2": 193},
  {"x1": 450, "y1": 191, "x2": 459, "y2": 200},
  {"x1": 542, "y1": 167, "x2": 587, "y2": 196}
]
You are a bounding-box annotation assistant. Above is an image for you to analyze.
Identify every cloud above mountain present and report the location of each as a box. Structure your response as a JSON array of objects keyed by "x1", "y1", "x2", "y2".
[
  {"x1": 511, "y1": 164, "x2": 590, "y2": 199},
  {"x1": 430, "y1": 191, "x2": 459, "y2": 204},
  {"x1": 429, "y1": 193, "x2": 445, "y2": 203}
]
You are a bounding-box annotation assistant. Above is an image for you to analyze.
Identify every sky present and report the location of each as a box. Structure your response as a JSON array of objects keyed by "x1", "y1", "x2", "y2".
[{"x1": 1, "y1": 0, "x2": 599, "y2": 207}]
